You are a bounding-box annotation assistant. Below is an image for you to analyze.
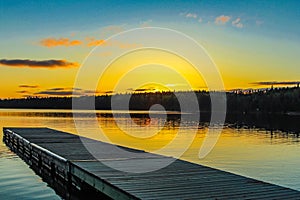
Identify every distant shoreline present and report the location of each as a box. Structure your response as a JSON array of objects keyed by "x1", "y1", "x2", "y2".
[{"x1": 0, "y1": 87, "x2": 299, "y2": 114}]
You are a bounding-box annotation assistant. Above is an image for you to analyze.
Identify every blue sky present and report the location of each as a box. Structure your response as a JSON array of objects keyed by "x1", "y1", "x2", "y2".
[
  {"x1": 0, "y1": 0, "x2": 299, "y2": 97},
  {"x1": 1, "y1": 0, "x2": 299, "y2": 38}
]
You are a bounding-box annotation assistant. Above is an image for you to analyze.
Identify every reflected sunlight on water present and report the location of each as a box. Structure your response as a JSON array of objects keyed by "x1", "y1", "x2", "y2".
[{"x1": 0, "y1": 109, "x2": 300, "y2": 198}]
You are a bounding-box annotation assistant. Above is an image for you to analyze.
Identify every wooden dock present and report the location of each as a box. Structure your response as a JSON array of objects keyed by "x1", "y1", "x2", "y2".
[{"x1": 3, "y1": 127, "x2": 300, "y2": 199}]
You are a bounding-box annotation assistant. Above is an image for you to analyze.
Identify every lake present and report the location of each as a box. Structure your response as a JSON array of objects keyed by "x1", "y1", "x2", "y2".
[{"x1": 0, "y1": 109, "x2": 300, "y2": 199}]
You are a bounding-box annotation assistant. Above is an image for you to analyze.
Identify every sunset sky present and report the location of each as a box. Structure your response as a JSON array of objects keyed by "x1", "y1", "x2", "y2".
[{"x1": 0, "y1": 0, "x2": 299, "y2": 98}]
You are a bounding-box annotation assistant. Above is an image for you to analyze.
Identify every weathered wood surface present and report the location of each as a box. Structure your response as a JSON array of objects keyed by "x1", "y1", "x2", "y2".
[{"x1": 3, "y1": 127, "x2": 300, "y2": 200}]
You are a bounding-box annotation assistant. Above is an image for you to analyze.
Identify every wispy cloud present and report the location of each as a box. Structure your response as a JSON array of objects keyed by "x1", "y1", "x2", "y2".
[
  {"x1": 185, "y1": 13, "x2": 197, "y2": 19},
  {"x1": 215, "y1": 15, "x2": 231, "y2": 24},
  {"x1": 34, "y1": 90, "x2": 77, "y2": 96},
  {"x1": 0, "y1": 59, "x2": 79, "y2": 69},
  {"x1": 126, "y1": 87, "x2": 157, "y2": 92},
  {"x1": 16, "y1": 85, "x2": 38, "y2": 95},
  {"x1": 86, "y1": 37, "x2": 142, "y2": 49},
  {"x1": 104, "y1": 91, "x2": 114, "y2": 94},
  {"x1": 140, "y1": 19, "x2": 153, "y2": 27},
  {"x1": 86, "y1": 38, "x2": 106, "y2": 47},
  {"x1": 232, "y1": 18, "x2": 243, "y2": 28},
  {"x1": 47, "y1": 87, "x2": 66, "y2": 91},
  {"x1": 16, "y1": 90, "x2": 29, "y2": 94},
  {"x1": 134, "y1": 88, "x2": 152, "y2": 92},
  {"x1": 19, "y1": 84, "x2": 39, "y2": 88},
  {"x1": 39, "y1": 34, "x2": 141, "y2": 50},
  {"x1": 180, "y1": 12, "x2": 247, "y2": 28},
  {"x1": 40, "y1": 38, "x2": 82, "y2": 47},
  {"x1": 251, "y1": 81, "x2": 300, "y2": 86},
  {"x1": 33, "y1": 87, "x2": 105, "y2": 97}
]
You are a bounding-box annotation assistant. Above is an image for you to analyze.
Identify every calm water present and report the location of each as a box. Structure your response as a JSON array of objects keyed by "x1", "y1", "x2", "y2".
[{"x1": 0, "y1": 109, "x2": 300, "y2": 199}]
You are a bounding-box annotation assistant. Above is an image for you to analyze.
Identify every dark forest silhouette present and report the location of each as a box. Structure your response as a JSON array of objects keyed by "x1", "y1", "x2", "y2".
[{"x1": 0, "y1": 87, "x2": 300, "y2": 114}]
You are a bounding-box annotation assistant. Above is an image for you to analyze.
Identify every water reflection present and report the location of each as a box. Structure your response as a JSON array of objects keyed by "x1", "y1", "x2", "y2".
[
  {"x1": 0, "y1": 154, "x2": 60, "y2": 199},
  {"x1": 0, "y1": 108, "x2": 300, "y2": 196}
]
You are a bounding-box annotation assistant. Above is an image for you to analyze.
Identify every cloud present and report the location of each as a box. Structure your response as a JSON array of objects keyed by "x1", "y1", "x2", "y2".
[
  {"x1": 40, "y1": 37, "x2": 82, "y2": 47},
  {"x1": 232, "y1": 18, "x2": 240, "y2": 24},
  {"x1": 16, "y1": 90, "x2": 29, "y2": 94},
  {"x1": 86, "y1": 38, "x2": 106, "y2": 47},
  {"x1": 215, "y1": 15, "x2": 231, "y2": 24},
  {"x1": 235, "y1": 23, "x2": 243, "y2": 28},
  {"x1": 39, "y1": 34, "x2": 141, "y2": 50},
  {"x1": 232, "y1": 18, "x2": 243, "y2": 28},
  {"x1": 19, "y1": 84, "x2": 39, "y2": 88},
  {"x1": 251, "y1": 81, "x2": 300, "y2": 86},
  {"x1": 134, "y1": 89, "x2": 149, "y2": 92},
  {"x1": 104, "y1": 91, "x2": 114, "y2": 94},
  {"x1": 198, "y1": 18, "x2": 203, "y2": 23},
  {"x1": 34, "y1": 87, "x2": 105, "y2": 96},
  {"x1": 16, "y1": 85, "x2": 38, "y2": 95},
  {"x1": 86, "y1": 38, "x2": 142, "y2": 49},
  {"x1": 185, "y1": 13, "x2": 197, "y2": 19},
  {"x1": 140, "y1": 19, "x2": 153, "y2": 27},
  {"x1": 0, "y1": 59, "x2": 79, "y2": 69},
  {"x1": 134, "y1": 88, "x2": 157, "y2": 92},
  {"x1": 35, "y1": 90, "x2": 77, "y2": 96},
  {"x1": 47, "y1": 87, "x2": 66, "y2": 91}
]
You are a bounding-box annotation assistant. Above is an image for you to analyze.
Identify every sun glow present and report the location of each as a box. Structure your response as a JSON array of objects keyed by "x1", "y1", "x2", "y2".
[{"x1": 96, "y1": 49, "x2": 207, "y2": 94}]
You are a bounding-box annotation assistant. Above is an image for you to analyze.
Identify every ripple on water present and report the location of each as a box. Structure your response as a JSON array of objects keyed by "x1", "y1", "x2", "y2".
[{"x1": 0, "y1": 156, "x2": 60, "y2": 199}]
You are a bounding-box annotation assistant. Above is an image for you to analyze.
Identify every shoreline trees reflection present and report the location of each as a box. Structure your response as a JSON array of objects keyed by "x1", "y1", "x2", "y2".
[
  {"x1": 0, "y1": 87, "x2": 299, "y2": 114},
  {"x1": 0, "y1": 87, "x2": 299, "y2": 134}
]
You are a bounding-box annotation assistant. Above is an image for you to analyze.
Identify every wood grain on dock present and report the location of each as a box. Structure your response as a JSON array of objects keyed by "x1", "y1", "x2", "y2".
[{"x1": 3, "y1": 127, "x2": 300, "y2": 199}]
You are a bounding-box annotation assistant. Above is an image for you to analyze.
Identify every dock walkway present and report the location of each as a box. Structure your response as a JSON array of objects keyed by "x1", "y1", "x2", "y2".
[{"x1": 3, "y1": 127, "x2": 300, "y2": 199}]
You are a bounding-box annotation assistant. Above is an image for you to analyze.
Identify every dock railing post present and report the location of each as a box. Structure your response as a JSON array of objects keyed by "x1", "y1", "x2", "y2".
[{"x1": 66, "y1": 161, "x2": 71, "y2": 200}]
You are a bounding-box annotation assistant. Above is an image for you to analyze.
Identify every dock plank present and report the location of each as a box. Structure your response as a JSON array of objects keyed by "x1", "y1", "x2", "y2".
[{"x1": 3, "y1": 127, "x2": 300, "y2": 200}]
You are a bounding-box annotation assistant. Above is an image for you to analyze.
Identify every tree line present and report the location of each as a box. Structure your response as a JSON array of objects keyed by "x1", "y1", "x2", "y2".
[{"x1": 0, "y1": 87, "x2": 299, "y2": 114}]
